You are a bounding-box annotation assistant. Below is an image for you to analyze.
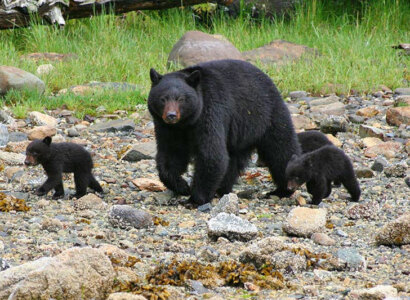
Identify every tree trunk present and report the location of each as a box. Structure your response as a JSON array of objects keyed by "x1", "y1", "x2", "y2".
[{"x1": 0, "y1": 0, "x2": 233, "y2": 30}]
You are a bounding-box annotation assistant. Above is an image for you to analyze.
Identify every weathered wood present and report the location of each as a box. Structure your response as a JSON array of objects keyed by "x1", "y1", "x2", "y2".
[{"x1": 0, "y1": 0, "x2": 232, "y2": 29}]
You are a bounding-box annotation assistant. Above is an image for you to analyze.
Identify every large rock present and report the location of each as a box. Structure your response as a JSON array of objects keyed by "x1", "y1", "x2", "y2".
[
  {"x1": 108, "y1": 205, "x2": 153, "y2": 229},
  {"x1": 394, "y1": 87, "x2": 410, "y2": 95},
  {"x1": 210, "y1": 193, "x2": 239, "y2": 217},
  {"x1": 29, "y1": 111, "x2": 58, "y2": 127},
  {"x1": 27, "y1": 125, "x2": 57, "y2": 140},
  {"x1": 0, "y1": 66, "x2": 45, "y2": 95},
  {"x1": 310, "y1": 101, "x2": 346, "y2": 116},
  {"x1": 74, "y1": 193, "x2": 106, "y2": 210},
  {"x1": 242, "y1": 39, "x2": 319, "y2": 67},
  {"x1": 356, "y1": 106, "x2": 380, "y2": 118},
  {"x1": 89, "y1": 119, "x2": 135, "y2": 133},
  {"x1": 0, "y1": 150, "x2": 25, "y2": 165},
  {"x1": 335, "y1": 248, "x2": 366, "y2": 271},
  {"x1": 207, "y1": 212, "x2": 258, "y2": 241},
  {"x1": 291, "y1": 114, "x2": 317, "y2": 131},
  {"x1": 0, "y1": 247, "x2": 114, "y2": 300},
  {"x1": 349, "y1": 285, "x2": 398, "y2": 300},
  {"x1": 167, "y1": 31, "x2": 243, "y2": 67},
  {"x1": 319, "y1": 115, "x2": 348, "y2": 134},
  {"x1": 364, "y1": 141, "x2": 403, "y2": 159},
  {"x1": 345, "y1": 201, "x2": 379, "y2": 220},
  {"x1": 282, "y1": 207, "x2": 326, "y2": 237},
  {"x1": 386, "y1": 106, "x2": 410, "y2": 126},
  {"x1": 375, "y1": 213, "x2": 410, "y2": 246},
  {"x1": 0, "y1": 124, "x2": 9, "y2": 147},
  {"x1": 121, "y1": 141, "x2": 157, "y2": 162}
]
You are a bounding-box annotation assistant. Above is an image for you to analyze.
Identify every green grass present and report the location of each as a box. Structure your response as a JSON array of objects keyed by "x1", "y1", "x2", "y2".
[{"x1": 0, "y1": 0, "x2": 409, "y2": 117}]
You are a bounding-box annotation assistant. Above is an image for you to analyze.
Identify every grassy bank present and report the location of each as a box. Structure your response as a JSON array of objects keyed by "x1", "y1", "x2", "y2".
[{"x1": 0, "y1": 0, "x2": 409, "y2": 117}]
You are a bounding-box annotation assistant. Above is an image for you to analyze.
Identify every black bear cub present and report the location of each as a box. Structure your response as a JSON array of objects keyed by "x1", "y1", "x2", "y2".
[
  {"x1": 148, "y1": 59, "x2": 301, "y2": 206},
  {"x1": 286, "y1": 145, "x2": 360, "y2": 205},
  {"x1": 298, "y1": 131, "x2": 333, "y2": 154},
  {"x1": 25, "y1": 137, "x2": 103, "y2": 199}
]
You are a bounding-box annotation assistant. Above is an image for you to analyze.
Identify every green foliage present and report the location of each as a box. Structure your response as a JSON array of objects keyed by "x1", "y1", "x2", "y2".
[{"x1": 0, "y1": 0, "x2": 409, "y2": 117}]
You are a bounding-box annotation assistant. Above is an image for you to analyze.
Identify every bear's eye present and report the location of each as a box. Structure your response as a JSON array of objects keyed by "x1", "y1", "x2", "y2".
[{"x1": 160, "y1": 98, "x2": 166, "y2": 104}]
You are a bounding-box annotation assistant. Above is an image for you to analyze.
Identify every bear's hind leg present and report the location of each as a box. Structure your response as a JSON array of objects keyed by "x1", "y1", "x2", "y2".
[
  {"x1": 73, "y1": 171, "x2": 89, "y2": 198},
  {"x1": 89, "y1": 174, "x2": 103, "y2": 193},
  {"x1": 257, "y1": 130, "x2": 300, "y2": 198},
  {"x1": 216, "y1": 149, "x2": 252, "y2": 196},
  {"x1": 341, "y1": 176, "x2": 361, "y2": 202}
]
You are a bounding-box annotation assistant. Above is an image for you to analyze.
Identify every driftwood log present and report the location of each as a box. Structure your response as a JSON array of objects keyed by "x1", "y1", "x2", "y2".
[{"x1": 0, "y1": 0, "x2": 233, "y2": 29}]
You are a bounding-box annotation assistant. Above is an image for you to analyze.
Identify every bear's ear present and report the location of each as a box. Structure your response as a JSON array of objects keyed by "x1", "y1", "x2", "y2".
[
  {"x1": 150, "y1": 68, "x2": 162, "y2": 85},
  {"x1": 185, "y1": 70, "x2": 200, "y2": 87},
  {"x1": 43, "y1": 136, "x2": 52, "y2": 146}
]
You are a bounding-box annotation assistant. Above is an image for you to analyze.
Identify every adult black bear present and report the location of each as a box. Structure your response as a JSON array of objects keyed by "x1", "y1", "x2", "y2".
[
  {"x1": 148, "y1": 59, "x2": 301, "y2": 206},
  {"x1": 298, "y1": 131, "x2": 333, "y2": 153},
  {"x1": 25, "y1": 137, "x2": 103, "y2": 199},
  {"x1": 285, "y1": 145, "x2": 361, "y2": 205}
]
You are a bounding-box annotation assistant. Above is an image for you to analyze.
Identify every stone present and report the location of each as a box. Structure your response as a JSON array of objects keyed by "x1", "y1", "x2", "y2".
[
  {"x1": 383, "y1": 162, "x2": 407, "y2": 177},
  {"x1": 0, "y1": 150, "x2": 25, "y2": 165},
  {"x1": 371, "y1": 156, "x2": 388, "y2": 172},
  {"x1": 282, "y1": 207, "x2": 327, "y2": 237},
  {"x1": 395, "y1": 95, "x2": 410, "y2": 106},
  {"x1": 29, "y1": 111, "x2": 58, "y2": 127},
  {"x1": 355, "y1": 167, "x2": 374, "y2": 178},
  {"x1": 27, "y1": 125, "x2": 57, "y2": 140},
  {"x1": 359, "y1": 125, "x2": 385, "y2": 139},
  {"x1": 131, "y1": 178, "x2": 166, "y2": 192},
  {"x1": 335, "y1": 248, "x2": 366, "y2": 271},
  {"x1": 0, "y1": 247, "x2": 114, "y2": 300},
  {"x1": 0, "y1": 124, "x2": 9, "y2": 147},
  {"x1": 364, "y1": 141, "x2": 402, "y2": 159},
  {"x1": 107, "y1": 293, "x2": 147, "y2": 300},
  {"x1": 356, "y1": 106, "x2": 380, "y2": 117},
  {"x1": 0, "y1": 110, "x2": 15, "y2": 124},
  {"x1": 89, "y1": 119, "x2": 135, "y2": 133},
  {"x1": 67, "y1": 127, "x2": 79, "y2": 137},
  {"x1": 207, "y1": 212, "x2": 258, "y2": 241},
  {"x1": 0, "y1": 66, "x2": 45, "y2": 95},
  {"x1": 308, "y1": 95, "x2": 340, "y2": 107},
  {"x1": 36, "y1": 64, "x2": 54, "y2": 76},
  {"x1": 310, "y1": 101, "x2": 346, "y2": 116},
  {"x1": 0, "y1": 258, "x2": 10, "y2": 271},
  {"x1": 362, "y1": 137, "x2": 383, "y2": 148},
  {"x1": 74, "y1": 193, "x2": 106, "y2": 210},
  {"x1": 376, "y1": 213, "x2": 410, "y2": 245},
  {"x1": 289, "y1": 91, "x2": 308, "y2": 99},
  {"x1": 186, "y1": 280, "x2": 210, "y2": 295},
  {"x1": 98, "y1": 244, "x2": 138, "y2": 267},
  {"x1": 319, "y1": 115, "x2": 348, "y2": 134},
  {"x1": 210, "y1": 193, "x2": 239, "y2": 217},
  {"x1": 345, "y1": 201, "x2": 379, "y2": 220},
  {"x1": 5, "y1": 166, "x2": 24, "y2": 182},
  {"x1": 8, "y1": 132, "x2": 28, "y2": 142},
  {"x1": 242, "y1": 39, "x2": 319, "y2": 67},
  {"x1": 349, "y1": 114, "x2": 365, "y2": 124},
  {"x1": 58, "y1": 81, "x2": 138, "y2": 96},
  {"x1": 108, "y1": 205, "x2": 153, "y2": 229},
  {"x1": 349, "y1": 285, "x2": 398, "y2": 300},
  {"x1": 20, "y1": 52, "x2": 78, "y2": 62},
  {"x1": 167, "y1": 31, "x2": 243, "y2": 67},
  {"x1": 121, "y1": 141, "x2": 157, "y2": 162},
  {"x1": 311, "y1": 232, "x2": 336, "y2": 246},
  {"x1": 386, "y1": 107, "x2": 410, "y2": 126},
  {"x1": 325, "y1": 134, "x2": 342, "y2": 147},
  {"x1": 291, "y1": 114, "x2": 317, "y2": 131},
  {"x1": 394, "y1": 87, "x2": 410, "y2": 95},
  {"x1": 239, "y1": 237, "x2": 306, "y2": 272}
]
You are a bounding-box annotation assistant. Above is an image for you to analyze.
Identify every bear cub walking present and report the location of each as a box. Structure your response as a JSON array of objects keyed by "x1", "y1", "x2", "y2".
[
  {"x1": 25, "y1": 137, "x2": 103, "y2": 199},
  {"x1": 286, "y1": 145, "x2": 360, "y2": 205}
]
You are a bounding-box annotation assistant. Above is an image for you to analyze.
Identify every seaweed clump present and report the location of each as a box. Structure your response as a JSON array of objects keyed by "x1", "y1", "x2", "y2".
[
  {"x1": 112, "y1": 280, "x2": 170, "y2": 300},
  {"x1": 146, "y1": 259, "x2": 285, "y2": 290},
  {"x1": 0, "y1": 192, "x2": 30, "y2": 212}
]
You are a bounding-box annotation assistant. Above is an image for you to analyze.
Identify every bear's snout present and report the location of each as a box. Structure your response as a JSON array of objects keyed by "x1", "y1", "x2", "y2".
[{"x1": 162, "y1": 101, "x2": 181, "y2": 124}]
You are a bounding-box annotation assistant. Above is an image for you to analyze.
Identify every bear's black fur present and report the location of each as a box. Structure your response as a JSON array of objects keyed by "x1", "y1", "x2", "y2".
[
  {"x1": 25, "y1": 137, "x2": 103, "y2": 199},
  {"x1": 298, "y1": 131, "x2": 333, "y2": 153},
  {"x1": 148, "y1": 59, "x2": 301, "y2": 205},
  {"x1": 285, "y1": 145, "x2": 361, "y2": 205}
]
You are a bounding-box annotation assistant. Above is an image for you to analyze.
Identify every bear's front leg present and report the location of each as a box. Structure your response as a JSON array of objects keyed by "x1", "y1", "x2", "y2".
[
  {"x1": 189, "y1": 142, "x2": 229, "y2": 205},
  {"x1": 306, "y1": 177, "x2": 327, "y2": 205},
  {"x1": 36, "y1": 172, "x2": 62, "y2": 197}
]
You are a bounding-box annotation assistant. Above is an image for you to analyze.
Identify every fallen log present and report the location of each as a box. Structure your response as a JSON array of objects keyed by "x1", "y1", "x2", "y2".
[{"x1": 0, "y1": 0, "x2": 233, "y2": 29}]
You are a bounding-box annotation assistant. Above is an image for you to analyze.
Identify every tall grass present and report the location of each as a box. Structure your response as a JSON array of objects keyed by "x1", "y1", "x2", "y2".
[{"x1": 0, "y1": 0, "x2": 409, "y2": 117}]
